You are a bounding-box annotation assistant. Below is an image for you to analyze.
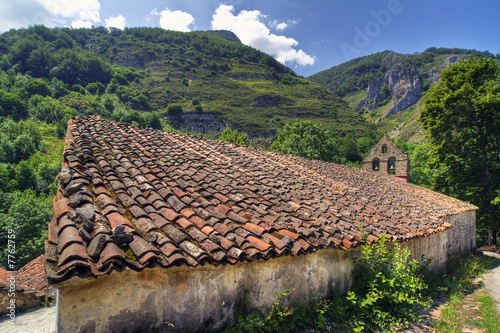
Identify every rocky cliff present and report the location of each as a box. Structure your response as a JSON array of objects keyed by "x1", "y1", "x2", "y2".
[{"x1": 358, "y1": 65, "x2": 423, "y2": 118}]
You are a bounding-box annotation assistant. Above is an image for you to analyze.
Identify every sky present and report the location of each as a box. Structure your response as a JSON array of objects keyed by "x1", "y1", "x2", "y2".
[{"x1": 1, "y1": 0, "x2": 500, "y2": 77}]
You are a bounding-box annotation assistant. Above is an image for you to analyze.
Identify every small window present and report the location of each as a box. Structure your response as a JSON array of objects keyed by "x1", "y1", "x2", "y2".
[
  {"x1": 382, "y1": 144, "x2": 388, "y2": 154},
  {"x1": 388, "y1": 157, "x2": 396, "y2": 175},
  {"x1": 372, "y1": 158, "x2": 380, "y2": 171}
]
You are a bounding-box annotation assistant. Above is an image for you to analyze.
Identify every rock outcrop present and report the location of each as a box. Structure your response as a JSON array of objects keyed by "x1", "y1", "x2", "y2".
[
  {"x1": 166, "y1": 113, "x2": 228, "y2": 134},
  {"x1": 358, "y1": 65, "x2": 423, "y2": 118}
]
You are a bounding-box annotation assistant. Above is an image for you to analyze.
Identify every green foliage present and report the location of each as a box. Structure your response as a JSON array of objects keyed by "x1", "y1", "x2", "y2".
[
  {"x1": 271, "y1": 120, "x2": 337, "y2": 162},
  {"x1": 115, "y1": 85, "x2": 149, "y2": 109},
  {"x1": 26, "y1": 78, "x2": 51, "y2": 97},
  {"x1": 0, "y1": 189, "x2": 51, "y2": 268},
  {"x1": 408, "y1": 143, "x2": 436, "y2": 188},
  {"x1": 166, "y1": 103, "x2": 183, "y2": 116},
  {"x1": 347, "y1": 236, "x2": 431, "y2": 332},
  {"x1": 0, "y1": 26, "x2": 368, "y2": 137},
  {"x1": 227, "y1": 238, "x2": 435, "y2": 333},
  {"x1": 146, "y1": 111, "x2": 162, "y2": 130},
  {"x1": 473, "y1": 292, "x2": 500, "y2": 332},
  {"x1": 0, "y1": 119, "x2": 43, "y2": 163},
  {"x1": 0, "y1": 90, "x2": 27, "y2": 120},
  {"x1": 86, "y1": 81, "x2": 105, "y2": 95},
  {"x1": 218, "y1": 127, "x2": 251, "y2": 146},
  {"x1": 29, "y1": 94, "x2": 75, "y2": 124},
  {"x1": 191, "y1": 97, "x2": 201, "y2": 106},
  {"x1": 420, "y1": 57, "x2": 500, "y2": 244},
  {"x1": 271, "y1": 120, "x2": 372, "y2": 164},
  {"x1": 227, "y1": 289, "x2": 336, "y2": 333},
  {"x1": 111, "y1": 65, "x2": 147, "y2": 84}
]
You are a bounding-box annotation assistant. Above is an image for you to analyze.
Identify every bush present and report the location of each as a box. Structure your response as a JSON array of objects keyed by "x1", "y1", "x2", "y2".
[
  {"x1": 191, "y1": 97, "x2": 201, "y2": 106},
  {"x1": 167, "y1": 103, "x2": 183, "y2": 116},
  {"x1": 347, "y1": 235, "x2": 431, "y2": 332},
  {"x1": 218, "y1": 127, "x2": 250, "y2": 145},
  {"x1": 0, "y1": 91, "x2": 27, "y2": 120}
]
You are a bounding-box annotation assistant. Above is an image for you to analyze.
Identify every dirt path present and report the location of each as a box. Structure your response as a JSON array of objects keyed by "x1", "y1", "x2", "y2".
[
  {"x1": 0, "y1": 304, "x2": 56, "y2": 333},
  {"x1": 482, "y1": 251, "x2": 500, "y2": 313}
]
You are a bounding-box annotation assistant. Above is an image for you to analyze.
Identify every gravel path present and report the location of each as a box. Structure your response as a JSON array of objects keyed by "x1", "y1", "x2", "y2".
[
  {"x1": 0, "y1": 304, "x2": 56, "y2": 333},
  {"x1": 482, "y1": 251, "x2": 500, "y2": 313}
]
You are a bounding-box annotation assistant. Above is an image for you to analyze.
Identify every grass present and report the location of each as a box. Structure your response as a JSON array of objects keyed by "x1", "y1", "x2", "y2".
[
  {"x1": 433, "y1": 253, "x2": 500, "y2": 333},
  {"x1": 474, "y1": 291, "x2": 500, "y2": 332},
  {"x1": 433, "y1": 294, "x2": 465, "y2": 333},
  {"x1": 343, "y1": 90, "x2": 367, "y2": 109}
]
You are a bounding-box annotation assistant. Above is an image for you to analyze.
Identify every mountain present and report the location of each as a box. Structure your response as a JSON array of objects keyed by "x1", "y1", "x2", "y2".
[
  {"x1": 0, "y1": 25, "x2": 370, "y2": 139},
  {"x1": 309, "y1": 48, "x2": 498, "y2": 143}
]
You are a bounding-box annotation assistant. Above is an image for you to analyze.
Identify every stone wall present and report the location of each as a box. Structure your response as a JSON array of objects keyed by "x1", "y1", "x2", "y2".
[
  {"x1": 55, "y1": 211, "x2": 476, "y2": 333},
  {"x1": 0, "y1": 289, "x2": 43, "y2": 314},
  {"x1": 362, "y1": 136, "x2": 409, "y2": 179}
]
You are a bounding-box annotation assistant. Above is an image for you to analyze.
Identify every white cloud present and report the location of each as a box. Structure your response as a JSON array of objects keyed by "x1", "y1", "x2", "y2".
[
  {"x1": 71, "y1": 19, "x2": 93, "y2": 29},
  {"x1": 269, "y1": 19, "x2": 297, "y2": 31},
  {"x1": 211, "y1": 5, "x2": 314, "y2": 66},
  {"x1": 37, "y1": 0, "x2": 101, "y2": 26},
  {"x1": 0, "y1": 0, "x2": 53, "y2": 32},
  {"x1": 105, "y1": 14, "x2": 126, "y2": 30},
  {"x1": 275, "y1": 22, "x2": 288, "y2": 31},
  {"x1": 156, "y1": 8, "x2": 195, "y2": 32}
]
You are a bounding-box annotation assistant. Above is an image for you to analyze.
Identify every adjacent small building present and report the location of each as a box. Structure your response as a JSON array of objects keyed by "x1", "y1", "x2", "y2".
[
  {"x1": 1, "y1": 254, "x2": 51, "y2": 314},
  {"x1": 362, "y1": 136, "x2": 410, "y2": 181},
  {"x1": 46, "y1": 118, "x2": 476, "y2": 332}
]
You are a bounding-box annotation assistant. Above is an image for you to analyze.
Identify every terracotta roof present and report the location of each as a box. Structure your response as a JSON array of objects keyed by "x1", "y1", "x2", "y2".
[
  {"x1": 1, "y1": 255, "x2": 47, "y2": 293},
  {"x1": 45, "y1": 117, "x2": 477, "y2": 285},
  {"x1": 17, "y1": 254, "x2": 48, "y2": 292},
  {"x1": 0, "y1": 267, "x2": 9, "y2": 285}
]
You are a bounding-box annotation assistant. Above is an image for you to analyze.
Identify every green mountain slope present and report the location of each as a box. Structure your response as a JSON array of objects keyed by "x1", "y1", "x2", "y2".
[
  {"x1": 309, "y1": 48, "x2": 498, "y2": 143},
  {"x1": 0, "y1": 26, "x2": 369, "y2": 139}
]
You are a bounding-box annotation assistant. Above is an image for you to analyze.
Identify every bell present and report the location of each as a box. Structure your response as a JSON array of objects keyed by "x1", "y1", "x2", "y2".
[{"x1": 390, "y1": 164, "x2": 395, "y2": 170}]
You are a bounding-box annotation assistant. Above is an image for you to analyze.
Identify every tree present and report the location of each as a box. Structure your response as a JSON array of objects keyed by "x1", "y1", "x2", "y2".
[
  {"x1": 271, "y1": 120, "x2": 337, "y2": 162},
  {"x1": 26, "y1": 78, "x2": 51, "y2": 97},
  {"x1": 218, "y1": 127, "x2": 251, "y2": 146},
  {"x1": 146, "y1": 111, "x2": 163, "y2": 130},
  {"x1": 167, "y1": 103, "x2": 183, "y2": 116},
  {"x1": 340, "y1": 134, "x2": 361, "y2": 163},
  {"x1": 0, "y1": 91, "x2": 27, "y2": 120},
  {"x1": 408, "y1": 143, "x2": 437, "y2": 189},
  {"x1": 420, "y1": 57, "x2": 500, "y2": 245},
  {"x1": 0, "y1": 189, "x2": 50, "y2": 268}
]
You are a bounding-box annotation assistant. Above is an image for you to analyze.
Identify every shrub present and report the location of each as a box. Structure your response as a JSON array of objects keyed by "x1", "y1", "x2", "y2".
[
  {"x1": 218, "y1": 127, "x2": 250, "y2": 146},
  {"x1": 191, "y1": 97, "x2": 201, "y2": 106},
  {"x1": 167, "y1": 103, "x2": 183, "y2": 116},
  {"x1": 347, "y1": 235, "x2": 431, "y2": 332}
]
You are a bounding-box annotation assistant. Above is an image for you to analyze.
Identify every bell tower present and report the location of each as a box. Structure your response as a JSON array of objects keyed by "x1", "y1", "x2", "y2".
[{"x1": 362, "y1": 137, "x2": 409, "y2": 181}]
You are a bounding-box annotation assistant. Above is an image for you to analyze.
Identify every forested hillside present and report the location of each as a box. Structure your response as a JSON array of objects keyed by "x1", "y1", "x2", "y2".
[
  {"x1": 0, "y1": 25, "x2": 373, "y2": 268},
  {"x1": 0, "y1": 25, "x2": 368, "y2": 138}
]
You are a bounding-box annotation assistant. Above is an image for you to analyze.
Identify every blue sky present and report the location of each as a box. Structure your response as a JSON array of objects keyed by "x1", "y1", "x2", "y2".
[{"x1": 1, "y1": 0, "x2": 500, "y2": 76}]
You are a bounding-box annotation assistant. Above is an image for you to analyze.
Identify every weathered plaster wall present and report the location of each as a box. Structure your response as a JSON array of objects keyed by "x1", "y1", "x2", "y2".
[
  {"x1": 56, "y1": 211, "x2": 476, "y2": 333},
  {"x1": 444, "y1": 210, "x2": 476, "y2": 256},
  {"x1": 403, "y1": 210, "x2": 476, "y2": 270},
  {"x1": 58, "y1": 248, "x2": 359, "y2": 333}
]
